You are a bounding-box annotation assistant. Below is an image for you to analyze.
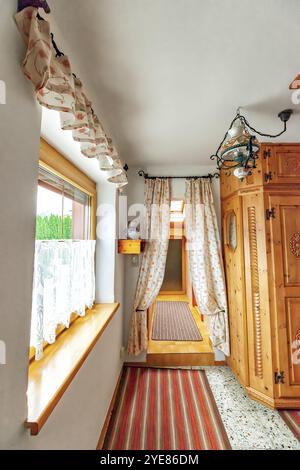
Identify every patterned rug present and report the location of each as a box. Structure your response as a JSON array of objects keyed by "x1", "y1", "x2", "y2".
[
  {"x1": 103, "y1": 367, "x2": 231, "y2": 450},
  {"x1": 152, "y1": 301, "x2": 203, "y2": 341},
  {"x1": 279, "y1": 410, "x2": 300, "y2": 442}
]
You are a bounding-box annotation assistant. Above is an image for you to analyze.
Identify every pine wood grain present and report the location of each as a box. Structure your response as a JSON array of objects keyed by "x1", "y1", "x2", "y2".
[{"x1": 26, "y1": 303, "x2": 120, "y2": 436}]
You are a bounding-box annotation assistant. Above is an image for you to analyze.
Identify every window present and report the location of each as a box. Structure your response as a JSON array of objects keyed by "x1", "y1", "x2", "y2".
[
  {"x1": 30, "y1": 142, "x2": 97, "y2": 361},
  {"x1": 36, "y1": 166, "x2": 91, "y2": 241},
  {"x1": 170, "y1": 199, "x2": 185, "y2": 223}
]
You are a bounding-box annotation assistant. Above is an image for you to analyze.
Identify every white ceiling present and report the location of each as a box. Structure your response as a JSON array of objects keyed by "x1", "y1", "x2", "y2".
[{"x1": 43, "y1": 0, "x2": 300, "y2": 176}]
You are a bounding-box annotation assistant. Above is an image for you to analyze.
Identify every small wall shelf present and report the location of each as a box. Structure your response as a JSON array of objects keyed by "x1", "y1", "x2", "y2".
[{"x1": 118, "y1": 240, "x2": 144, "y2": 254}]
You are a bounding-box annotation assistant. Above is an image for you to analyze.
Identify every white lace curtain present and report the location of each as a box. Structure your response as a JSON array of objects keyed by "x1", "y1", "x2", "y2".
[
  {"x1": 14, "y1": 7, "x2": 127, "y2": 188},
  {"x1": 30, "y1": 240, "x2": 96, "y2": 359},
  {"x1": 127, "y1": 179, "x2": 171, "y2": 355},
  {"x1": 185, "y1": 179, "x2": 230, "y2": 356}
]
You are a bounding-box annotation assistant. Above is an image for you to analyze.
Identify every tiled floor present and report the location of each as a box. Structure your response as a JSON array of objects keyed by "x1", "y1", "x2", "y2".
[{"x1": 201, "y1": 366, "x2": 300, "y2": 450}]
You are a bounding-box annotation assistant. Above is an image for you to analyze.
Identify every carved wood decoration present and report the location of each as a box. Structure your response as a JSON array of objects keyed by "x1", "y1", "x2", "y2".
[
  {"x1": 290, "y1": 233, "x2": 300, "y2": 258},
  {"x1": 285, "y1": 299, "x2": 300, "y2": 386},
  {"x1": 248, "y1": 207, "x2": 263, "y2": 379},
  {"x1": 278, "y1": 154, "x2": 300, "y2": 176},
  {"x1": 281, "y1": 206, "x2": 300, "y2": 287},
  {"x1": 296, "y1": 329, "x2": 300, "y2": 349}
]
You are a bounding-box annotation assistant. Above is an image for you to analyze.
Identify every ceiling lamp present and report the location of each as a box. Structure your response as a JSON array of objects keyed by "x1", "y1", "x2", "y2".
[{"x1": 210, "y1": 108, "x2": 293, "y2": 180}]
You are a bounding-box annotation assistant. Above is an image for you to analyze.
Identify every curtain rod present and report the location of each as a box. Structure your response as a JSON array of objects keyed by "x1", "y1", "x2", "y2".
[{"x1": 138, "y1": 170, "x2": 220, "y2": 180}]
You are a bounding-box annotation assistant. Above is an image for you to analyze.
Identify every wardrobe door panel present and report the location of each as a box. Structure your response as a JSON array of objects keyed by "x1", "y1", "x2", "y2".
[
  {"x1": 243, "y1": 192, "x2": 274, "y2": 397},
  {"x1": 264, "y1": 145, "x2": 300, "y2": 185},
  {"x1": 222, "y1": 196, "x2": 248, "y2": 386},
  {"x1": 267, "y1": 195, "x2": 300, "y2": 398}
]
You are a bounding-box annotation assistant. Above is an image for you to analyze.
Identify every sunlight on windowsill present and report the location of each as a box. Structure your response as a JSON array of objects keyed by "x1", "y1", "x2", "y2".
[{"x1": 26, "y1": 303, "x2": 120, "y2": 436}]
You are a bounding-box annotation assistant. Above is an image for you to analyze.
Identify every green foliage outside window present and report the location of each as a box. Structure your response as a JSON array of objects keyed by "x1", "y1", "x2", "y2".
[{"x1": 36, "y1": 215, "x2": 72, "y2": 240}]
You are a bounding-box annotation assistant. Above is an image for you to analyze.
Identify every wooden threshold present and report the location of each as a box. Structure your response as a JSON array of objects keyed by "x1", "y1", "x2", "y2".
[
  {"x1": 26, "y1": 303, "x2": 120, "y2": 436},
  {"x1": 147, "y1": 352, "x2": 215, "y2": 367},
  {"x1": 147, "y1": 294, "x2": 214, "y2": 367}
]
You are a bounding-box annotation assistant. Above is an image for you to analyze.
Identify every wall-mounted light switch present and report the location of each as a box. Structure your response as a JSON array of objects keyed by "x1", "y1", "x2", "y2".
[{"x1": 131, "y1": 255, "x2": 139, "y2": 267}]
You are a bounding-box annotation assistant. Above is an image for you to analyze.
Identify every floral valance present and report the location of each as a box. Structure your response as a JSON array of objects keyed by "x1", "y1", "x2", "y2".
[{"x1": 15, "y1": 7, "x2": 128, "y2": 189}]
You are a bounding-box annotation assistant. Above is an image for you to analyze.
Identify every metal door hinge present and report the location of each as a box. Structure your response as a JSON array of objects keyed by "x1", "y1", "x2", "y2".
[
  {"x1": 263, "y1": 149, "x2": 272, "y2": 159},
  {"x1": 266, "y1": 208, "x2": 276, "y2": 220},
  {"x1": 274, "y1": 371, "x2": 285, "y2": 384},
  {"x1": 264, "y1": 172, "x2": 273, "y2": 182}
]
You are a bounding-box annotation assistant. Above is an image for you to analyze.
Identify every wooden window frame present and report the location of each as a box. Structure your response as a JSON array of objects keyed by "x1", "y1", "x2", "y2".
[
  {"x1": 39, "y1": 139, "x2": 97, "y2": 240},
  {"x1": 29, "y1": 139, "x2": 97, "y2": 362}
]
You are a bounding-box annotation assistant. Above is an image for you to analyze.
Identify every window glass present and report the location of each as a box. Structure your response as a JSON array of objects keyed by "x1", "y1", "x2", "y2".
[
  {"x1": 170, "y1": 199, "x2": 185, "y2": 223},
  {"x1": 36, "y1": 167, "x2": 91, "y2": 240}
]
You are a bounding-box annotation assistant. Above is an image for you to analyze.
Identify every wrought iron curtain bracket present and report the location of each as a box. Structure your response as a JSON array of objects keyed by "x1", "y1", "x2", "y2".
[
  {"x1": 50, "y1": 33, "x2": 64, "y2": 57},
  {"x1": 138, "y1": 170, "x2": 220, "y2": 180}
]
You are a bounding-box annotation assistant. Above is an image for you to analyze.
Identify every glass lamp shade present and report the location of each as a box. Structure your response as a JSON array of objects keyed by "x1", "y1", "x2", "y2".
[
  {"x1": 233, "y1": 167, "x2": 250, "y2": 180},
  {"x1": 220, "y1": 127, "x2": 259, "y2": 165},
  {"x1": 227, "y1": 117, "x2": 244, "y2": 139}
]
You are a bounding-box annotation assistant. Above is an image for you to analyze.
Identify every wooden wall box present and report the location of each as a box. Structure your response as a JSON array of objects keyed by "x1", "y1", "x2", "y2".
[
  {"x1": 222, "y1": 143, "x2": 300, "y2": 409},
  {"x1": 118, "y1": 240, "x2": 143, "y2": 254}
]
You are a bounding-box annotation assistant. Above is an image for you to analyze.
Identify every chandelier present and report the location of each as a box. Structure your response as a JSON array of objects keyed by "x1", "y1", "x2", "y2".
[{"x1": 210, "y1": 108, "x2": 293, "y2": 180}]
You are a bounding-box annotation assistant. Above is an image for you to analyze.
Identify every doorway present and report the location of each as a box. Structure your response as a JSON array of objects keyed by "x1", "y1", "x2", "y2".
[
  {"x1": 147, "y1": 200, "x2": 214, "y2": 367},
  {"x1": 160, "y1": 238, "x2": 186, "y2": 295}
]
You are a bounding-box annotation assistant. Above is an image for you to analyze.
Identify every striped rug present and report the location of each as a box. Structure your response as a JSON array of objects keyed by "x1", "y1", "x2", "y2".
[
  {"x1": 103, "y1": 367, "x2": 231, "y2": 450},
  {"x1": 152, "y1": 301, "x2": 203, "y2": 341},
  {"x1": 279, "y1": 410, "x2": 300, "y2": 442}
]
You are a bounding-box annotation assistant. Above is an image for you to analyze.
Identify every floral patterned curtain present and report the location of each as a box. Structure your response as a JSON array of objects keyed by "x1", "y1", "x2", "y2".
[
  {"x1": 185, "y1": 179, "x2": 230, "y2": 356},
  {"x1": 127, "y1": 179, "x2": 171, "y2": 355},
  {"x1": 15, "y1": 7, "x2": 127, "y2": 188}
]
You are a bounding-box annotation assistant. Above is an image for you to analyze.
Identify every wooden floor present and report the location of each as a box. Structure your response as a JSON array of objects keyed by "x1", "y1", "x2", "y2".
[{"x1": 147, "y1": 294, "x2": 214, "y2": 367}]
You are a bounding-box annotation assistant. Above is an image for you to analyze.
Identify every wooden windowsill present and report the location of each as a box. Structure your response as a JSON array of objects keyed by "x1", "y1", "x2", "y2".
[{"x1": 26, "y1": 303, "x2": 120, "y2": 436}]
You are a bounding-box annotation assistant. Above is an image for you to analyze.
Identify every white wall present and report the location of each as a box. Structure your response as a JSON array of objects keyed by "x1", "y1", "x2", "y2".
[
  {"x1": 0, "y1": 1, "x2": 124, "y2": 449},
  {"x1": 96, "y1": 181, "x2": 117, "y2": 303},
  {"x1": 123, "y1": 164, "x2": 222, "y2": 362}
]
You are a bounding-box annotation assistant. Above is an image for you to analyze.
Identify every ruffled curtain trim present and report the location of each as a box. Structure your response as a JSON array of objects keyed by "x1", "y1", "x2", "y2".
[{"x1": 15, "y1": 7, "x2": 127, "y2": 189}]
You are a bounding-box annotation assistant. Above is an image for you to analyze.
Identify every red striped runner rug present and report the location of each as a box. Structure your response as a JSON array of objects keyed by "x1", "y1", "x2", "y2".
[
  {"x1": 103, "y1": 367, "x2": 231, "y2": 450},
  {"x1": 152, "y1": 301, "x2": 203, "y2": 341},
  {"x1": 279, "y1": 410, "x2": 300, "y2": 442}
]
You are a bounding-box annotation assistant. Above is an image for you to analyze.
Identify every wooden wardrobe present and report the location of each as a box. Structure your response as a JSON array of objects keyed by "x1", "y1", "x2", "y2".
[{"x1": 221, "y1": 143, "x2": 300, "y2": 409}]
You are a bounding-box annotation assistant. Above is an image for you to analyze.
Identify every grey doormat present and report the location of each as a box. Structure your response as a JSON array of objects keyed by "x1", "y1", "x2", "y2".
[{"x1": 152, "y1": 301, "x2": 203, "y2": 341}]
